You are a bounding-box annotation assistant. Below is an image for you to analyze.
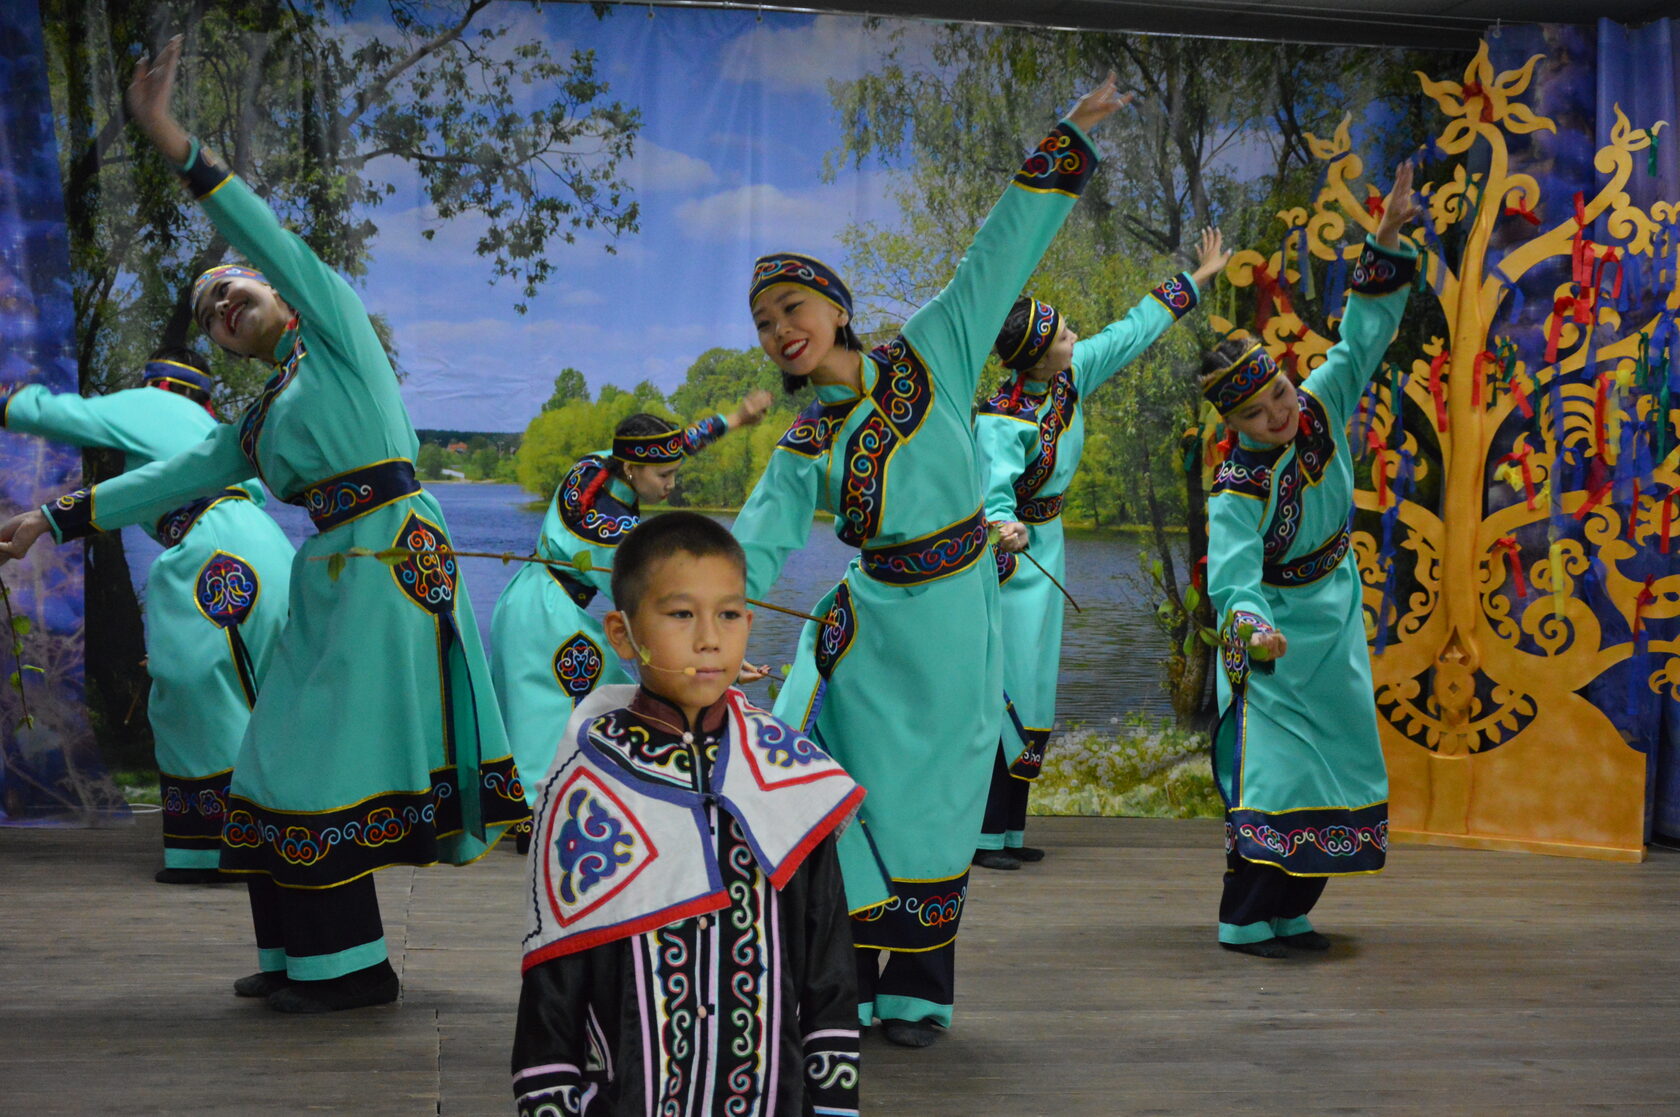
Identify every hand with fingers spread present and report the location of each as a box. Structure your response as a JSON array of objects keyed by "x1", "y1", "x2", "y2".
[
  {"x1": 1190, "y1": 227, "x2": 1232, "y2": 288},
  {"x1": 1067, "y1": 71, "x2": 1134, "y2": 135},
  {"x1": 125, "y1": 34, "x2": 194, "y2": 167},
  {"x1": 1374, "y1": 161, "x2": 1423, "y2": 249}
]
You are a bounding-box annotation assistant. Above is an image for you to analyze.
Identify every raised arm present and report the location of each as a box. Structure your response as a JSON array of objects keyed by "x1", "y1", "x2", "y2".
[
  {"x1": 127, "y1": 37, "x2": 368, "y2": 347},
  {"x1": 1301, "y1": 164, "x2": 1422, "y2": 422},
  {"x1": 733, "y1": 430, "x2": 823, "y2": 600},
  {"x1": 1072, "y1": 229, "x2": 1226, "y2": 397},
  {"x1": 901, "y1": 76, "x2": 1128, "y2": 399}
]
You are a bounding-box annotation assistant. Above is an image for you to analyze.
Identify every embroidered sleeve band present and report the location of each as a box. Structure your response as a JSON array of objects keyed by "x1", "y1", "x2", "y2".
[
  {"x1": 43, "y1": 488, "x2": 101, "y2": 542},
  {"x1": 1349, "y1": 240, "x2": 1418, "y2": 297},
  {"x1": 178, "y1": 140, "x2": 233, "y2": 200},
  {"x1": 1012, "y1": 122, "x2": 1098, "y2": 198},
  {"x1": 1149, "y1": 272, "x2": 1200, "y2": 319}
]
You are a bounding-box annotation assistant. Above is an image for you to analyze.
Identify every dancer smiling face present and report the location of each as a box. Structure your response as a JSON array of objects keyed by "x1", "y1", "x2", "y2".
[
  {"x1": 193, "y1": 266, "x2": 292, "y2": 359},
  {"x1": 749, "y1": 254, "x2": 863, "y2": 392},
  {"x1": 1224, "y1": 371, "x2": 1300, "y2": 446}
]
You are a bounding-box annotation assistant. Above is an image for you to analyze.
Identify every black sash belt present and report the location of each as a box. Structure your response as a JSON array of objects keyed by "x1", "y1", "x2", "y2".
[
  {"x1": 861, "y1": 507, "x2": 988, "y2": 587},
  {"x1": 1017, "y1": 493, "x2": 1063, "y2": 524},
  {"x1": 1263, "y1": 525, "x2": 1350, "y2": 588},
  {"x1": 156, "y1": 489, "x2": 249, "y2": 548},
  {"x1": 290, "y1": 459, "x2": 421, "y2": 533}
]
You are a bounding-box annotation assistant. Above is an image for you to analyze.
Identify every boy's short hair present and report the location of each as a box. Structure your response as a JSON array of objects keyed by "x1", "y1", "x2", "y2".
[{"x1": 612, "y1": 511, "x2": 748, "y2": 615}]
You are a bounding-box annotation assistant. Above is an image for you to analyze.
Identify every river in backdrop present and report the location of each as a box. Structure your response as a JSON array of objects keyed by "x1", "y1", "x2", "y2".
[{"x1": 125, "y1": 482, "x2": 1175, "y2": 728}]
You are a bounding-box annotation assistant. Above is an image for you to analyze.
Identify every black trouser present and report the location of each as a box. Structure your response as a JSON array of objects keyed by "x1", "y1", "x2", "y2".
[
  {"x1": 247, "y1": 874, "x2": 386, "y2": 980},
  {"x1": 855, "y1": 941, "x2": 957, "y2": 1026},
  {"x1": 1218, "y1": 855, "x2": 1327, "y2": 943},
  {"x1": 978, "y1": 742, "x2": 1030, "y2": 849}
]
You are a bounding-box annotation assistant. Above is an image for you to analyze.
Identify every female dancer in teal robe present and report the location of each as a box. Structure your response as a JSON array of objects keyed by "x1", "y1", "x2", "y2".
[
  {"x1": 0, "y1": 352, "x2": 293, "y2": 882},
  {"x1": 490, "y1": 398, "x2": 769, "y2": 807},
  {"x1": 0, "y1": 38, "x2": 524, "y2": 1011},
  {"x1": 974, "y1": 229, "x2": 1228, "y2": 869},
  {"x1": 733, "y1": 75, "x2": 1128, "y2": 1046},
  {"x1": 1205, "y1": 163, "x2": 1419, "y2": 957}
]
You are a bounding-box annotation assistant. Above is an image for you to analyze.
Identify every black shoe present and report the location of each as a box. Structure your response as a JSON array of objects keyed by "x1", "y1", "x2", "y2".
[
  {"x1": 1278, "y1": 930, "x2": 1331, "y2": 951},
  {"x1": 267, "y1": 961, "x2": 399, "y2": 1014},
  {"x1": 155, "y1": 867, "x2": 230, "y2": 885},
  {"x1": 1220, "y1": 939, "x2": 1289, "y2": 959},
  {"x1": 1011, "y1": 846, "x2": 1046, "y2": 863},
  {"x1": 972, "y1": 849, "x2": 1021, "y2": 870},
  {"x1": 234, "y1": 970, "x2": 290, "y2": 998},
  {"x1": 883, "y1": 1019, "x2": 941, "y2": 1048}
]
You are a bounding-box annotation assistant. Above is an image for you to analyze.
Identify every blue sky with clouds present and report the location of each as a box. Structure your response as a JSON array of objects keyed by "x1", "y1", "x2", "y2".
[{"x1": 350, "y1": 6, "x2": 926, "y2": 432}]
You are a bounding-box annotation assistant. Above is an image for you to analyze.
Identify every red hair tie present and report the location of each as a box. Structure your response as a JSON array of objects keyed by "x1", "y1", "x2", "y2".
[{"x1": 577, "y1": 465, "x2": 611, "y2": 513}]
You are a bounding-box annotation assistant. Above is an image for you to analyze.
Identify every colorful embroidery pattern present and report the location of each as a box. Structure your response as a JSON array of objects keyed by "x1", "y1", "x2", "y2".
[
  {"x1": 1220, "y1": 609, "x2": 1275, "y2": 691},
  {"x1": 850, "y1": 872, "x2": 970, "y2": 951},
  {"x1": 553, "y1": 634, "x2": 604, "y2": 701},
  {"x1": 294, "y1": 460, "x2": 421, "y2": 533},
  {"x1": 860, "y1": 509, "x2": 987, "y2": 587},
  {"x1": 46, "y1": 487, "x2": 96, "y2": 540},
  {"x1": 554, "y1": 786, "x2": 636, "y2": 907},
  {"x1": 559, "y1": 457, "x2": 638, "y2": 546},
  {"x1": 1017, "y1": 493, "x2": 1064, "y2": 524},
  {"x1": 994, "y1": 547, "x2": 1019, "y2": 585},
  {"x1": 814, "y1": 581, "x2": 857, "y2": 678},
  {"x1": 1149, "y1": 274, "x2": 1199, "y2": 318},
  {"x1": 238, "y1": 335, "x2": 305, "y2": 467},
  {"x1": 749, "y1": 715, "x2": 824, "y2": 769},
  {"x1": 1226, "y1": 804, "x2": 1389, "y2": 875},
  {"x1": 679, "y1": 414, "x2": 728, "y2": 455},
  {"x1": 836, "y1": 340, "x2": 932, "y2": 546},
  {"x1": 1014, "y1": 371, "x2": 1077, "y2": 504},
  {"x1": 776, "y1": 398, "x2": 852, "y2": 458},
  {"x1": 1009, "y1": 728, "x2": 1051, "y2": 780},
  {"x1": 1002, "y1": 298, "x2": 1060, "y2": 370},
  {"x1": 1265, "y1": 525, "x2": 1351, "y2": 587},
  {"x1": 159, "y1": 769, "x2": 232, "y2": 852},
  {"x1": 588, "y1": 710, "x2": 696, "y2": 790},
  {"x1": 1204, "y1": 342, "x2": 1279, "y2": 416},
  {"x1": 1210, "y1": 452, "x2": 1274, "y2": 501},
  {"x1": 390, "y1": 512, "x2": 457, "y2": 616},
  {"x1": 1013, "y1": 123, "x2": 1096, "y2": 197},
  {"x1": 156, "y1": 489, "x2": 247, "y2": 548},
  {"x1": 195, "y1": 552, "x2": 260, "y2": 628},
  {"x1": 612, "y1": 427, "x2": 687, "y2": 464},
  {"x1": 1349, "y1": 242, "x2": 1415, "y2": 296}
]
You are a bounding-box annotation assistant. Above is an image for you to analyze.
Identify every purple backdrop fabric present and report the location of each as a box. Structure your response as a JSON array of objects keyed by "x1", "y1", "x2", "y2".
[{"x1": 0, "y1": 0, "x2": 118, "y2": 823}]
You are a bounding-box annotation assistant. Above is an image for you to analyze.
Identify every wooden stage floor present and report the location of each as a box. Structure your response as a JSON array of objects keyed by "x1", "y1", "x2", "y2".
[{"x1": 3, "y1": 813, "x2": 1677, "y2": 1115}]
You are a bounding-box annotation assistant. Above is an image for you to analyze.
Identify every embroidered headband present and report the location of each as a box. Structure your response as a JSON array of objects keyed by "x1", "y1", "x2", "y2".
[
  {"x1": 1203, "y1": 341, "x2": 1282, "y2": 416},
  {"x1": 997, "y1": 298, "x2": 1062, "y2": 371},
  {"x1": 142, "y1": 359, "x2": 213, "y2": 405},
  {"x1": 748, "y1": 253, "x2": 853, "y2": 317},
  {"x1": 613, "y1": 428, "x2": 687, "y2": 465},
  {"x1": 191, "y1": 264, "x2": 269, "y2": 318}
]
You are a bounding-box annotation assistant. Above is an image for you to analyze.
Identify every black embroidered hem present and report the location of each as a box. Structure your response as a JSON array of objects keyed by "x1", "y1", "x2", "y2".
[
  {"x1": 1009, "y1": 728, "x2": 1051, "y2": 779},
  {"x1": 545, "y1": 564, "x2": 597, "y2": 608},
  {"x1": 994, "y1": 547, "x2": 1019, "y2": 586},
  {"x1": 1349, "y1": 240, "x2": 1417, "y2": 296},
  {"x1": 1013, "y1": 122, "x2": 1098, "y2": 197},
  {"x1": 44, "y1": 488, "x2": 99, "y2": 541},
  {"x1": 850, "y1": 871, "x2": 970, "y2": 952},
  {"x1": 1225, "y1": 802, "x2": 1389, "y2": 876},
  {"x1": 1149, "y1": 272, "x2": 1200, "y2": 319},
  {"x1": 290, "y1": 459, "x2": 421, "y2": 533},
  {"x1": 1017, "y1": 493, "x2": 1064, "y2": 524},
  {"x1": 160, "y1": 768, "x2": 233, "y2": 850}
]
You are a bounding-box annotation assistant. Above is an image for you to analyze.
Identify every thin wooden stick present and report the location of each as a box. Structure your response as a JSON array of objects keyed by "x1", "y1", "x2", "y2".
[
  {"x1": 1016, "y1": 547, "x2": 1082, "y2": 612},
  {"x1": 310, "y1": 547, "x2": 837, "y2": 627}
]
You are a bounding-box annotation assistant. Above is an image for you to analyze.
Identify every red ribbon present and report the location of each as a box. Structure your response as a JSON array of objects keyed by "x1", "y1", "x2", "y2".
[
  {"x1": 1500, "y1": 444, "x2": 1538, "y2": 509},
  {"x1": 1367, "y1": 428, "x2": 1388, "y2": 508},
  {"x1": 1503, "y1": 197, "x2": 1541, "y2": 225},
  {"x1": 1635, "y1": 574, "x2": 1657, "y2": 635},
  {"x1": 1364, "y1": 193, "x2": 1386, "y2": 218},
  {"x1": 1574, "y1": 480, "x2": 1614, "y2": 521},
  {"x1": 1494, "y1": 536, "x2": 1528, "y2": 596},
  {"x1": 1251, "y1": 262, "x2": 1293, "y2": 330},
  {"x1": 1594, "y1": 247, "x2": 1624, "y2": 299},
  {"x1": 1510, "y1": 378, "x2": 1534, "y2": 418},
  {"x1": 1461, "y1": 80, "x2": 1495, "y2": 122},
  {"x1": 1428, "y1": 350, "x2": 1450, "y2": 431},
  {"x1": 1546, "y1": 296, "x2": 1575, "y2": 364},
  {"x1": 1593, "y1": 372, "x2": 1610, "y2": 459},
  {"x1": 1472, "y1": 349, "x2": 1500, "y2": 408}
]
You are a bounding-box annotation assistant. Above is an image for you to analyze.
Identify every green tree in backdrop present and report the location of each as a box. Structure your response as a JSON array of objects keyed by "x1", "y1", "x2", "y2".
[{"x1": 42, "y1": 0, "x2": 641, "y2": 761}]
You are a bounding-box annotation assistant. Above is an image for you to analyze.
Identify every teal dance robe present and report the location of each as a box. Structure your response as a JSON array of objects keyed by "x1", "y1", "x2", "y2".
[
  {"x1": 977, "y1": 271, "x2": 1200, "y2": 777},
  {"x1": 2, "y1": 384, "x2": 293, "y2": 868},
  {"x1": 733, "y1": 120, "x2": 1100, "y2": 954},
  {"x1": 490, "y1": 420, "x2": 729, "y2": 807},
  {"x1": 40, "y1": 172, "x2": 524, "y2": 887},
  {"x1": 1207, "y1": 237, "x2": 1417, "y2": 905}
]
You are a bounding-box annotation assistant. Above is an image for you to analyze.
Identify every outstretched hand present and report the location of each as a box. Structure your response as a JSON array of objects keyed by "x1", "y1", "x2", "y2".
[
  {"x1": 1066, "y1": 71, "x2": 1133, "y2": 136},
  {"x1": 126, "y1": 35, "x2": 193, "y2": 165},
  {"x1": 0, "y1": 510, "x2": 51, "y2": 566},
  {"x1": 1250, "y1": 629, "x2": 1288, "y2": 662},
  {"x1": 730, "y1": 388, "x2": 774, "y2": 429},
  {"x1": 1190, "y1": 227, "x2": 1232, "y2": 287},
  {"x1": 1374, "y1": 161, "x2": 1422, "y2": 249}
]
